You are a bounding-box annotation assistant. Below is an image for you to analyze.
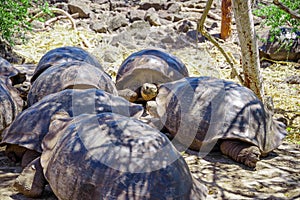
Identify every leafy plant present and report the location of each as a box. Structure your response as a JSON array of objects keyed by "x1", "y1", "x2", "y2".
[
  {"x1": 0, "y1": 0, "x2": 50, "y2": 45},
  {"x1": 253, "y1": 0, "x2": 300, "y2": 42}
]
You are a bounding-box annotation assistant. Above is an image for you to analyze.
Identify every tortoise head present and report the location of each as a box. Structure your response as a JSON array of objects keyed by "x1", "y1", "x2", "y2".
[
  {"x1": 141, "y1": 83, "x2": 158, "y2": 101},
  {"x1": 49, "y1": 110, "x2": 72, "y2": 132},
  {"x1": 5, "y1": 144, "x2": 27, "y2": 163}
]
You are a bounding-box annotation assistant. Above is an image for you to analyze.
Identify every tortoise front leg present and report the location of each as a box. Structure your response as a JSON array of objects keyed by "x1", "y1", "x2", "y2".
[
  {"x1": 220, "y1": 140, "x2": 261, "y2": 167},
  {"x1": 21, "y1": 149, "x2": 41, "y2": 168},
  {"x1": 118, "y1": 88, "x2": 138, "y2": 102},
  {"x1": 14, "y1": 157, "x2": 46, "y2": 197}
]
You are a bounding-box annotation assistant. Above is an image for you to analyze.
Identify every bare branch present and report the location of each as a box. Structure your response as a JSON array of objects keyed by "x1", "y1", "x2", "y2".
[
  {"x1": 261, "y1": 57, "x2": 300, "y2": 67},
  {"x1": 273, "y1": 0, "x2": 300, "y2": 20},
  {"x1": 197, "y1": 0, "x2": 244, "y2": 84},
  {"x1": 27, "y1": 7, "x2": 92, "y2": 48},
  {"x1": 29, "y1": 7, "x2": 77, "y2": 31}
]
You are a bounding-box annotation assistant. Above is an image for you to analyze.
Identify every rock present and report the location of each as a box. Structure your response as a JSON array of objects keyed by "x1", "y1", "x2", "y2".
[
  {"x1": 90, "y1": 2, "x2": 110, "y2": 12},
  {"x1": 107, "y1": 12, "x2": 129, "y2": 32},
  {"x1": 139, "y1": 1, "x2": 165, "y2": 11},
  {"x1": 110, "y1": 32, "x2": 136, "y2": 49},
  {"x1": 182, "y1": 0, "x2": 207, "y2": 9},
  {"x1": 173, "y1": 14, "x2": 184, "y2": 22},
  {"x1": 284, "y1": 75, "x2": 300, "y2": 84},
  {"x1": 186, "y1": 30, "x2": 207, "y2": 43},
  {"x1": 109, "y1": 0, "x2": 130, "y2": 10},
  {"x1": 166, "y1": 2, "x2": 181, "y2": 13},
  {"x1": 177, "y1": 20, "x2": 194, "y2": 33},
  {"x1": 91, "y1": 0, "x2": 109, "y2": 4},
  {"x1": 172, "y1": 34, "x2": 197, "y2": 49},
  {"x1": 102, "y1": 49, "x2": 119, "y2": 63},
  {"x1": 90, "y1": 21, "x2": 108, "y2": 33},
  {"x1": 127, "y1": 21, "x2": 151, "y2": 40},
  {"x1": 127, "y1": 9, "x2": 146, "y2": 22},
  {"x1": 161, "y1": 35, "x2": 175, "y2": 44},
  {"x1": 157, "y1": 10, "x2": 173, "y2": 21},
  {"x1": 145, "y1": 8, "x2": 161, "y2": 26},
  {"x1": 68, "y1": 0, "x2": 92, "y2": 18},
  {"x1": 48, "y1": 0, "x2": 69, "y2": 4},
  {"x1": 0, "y1": 42, "x2": 24, "y2": 64}
]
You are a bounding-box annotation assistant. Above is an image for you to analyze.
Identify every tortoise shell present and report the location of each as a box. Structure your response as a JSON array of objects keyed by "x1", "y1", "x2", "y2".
[
  {"x1": 31, "y1": 46, "x2": 103, "y2": 83},
  {"x1": 27, "y1": 61, "x2": 117, "y2": 106},
  {"x1": 41, "y1": 112, "x2": 207, "y2": 199},
  {"x1": 258, "y1": 27, "x2": 300, "y2": 61},
  {"x1": 115, "y1": 49, "x2": 189, "y2": 91},
  {"x1": 0, "y1": 88, "x2": 144, "y2": 153},
  {"x1": 0, "y1": 58, "x2": 24, "y2": 134},
  {"x1": 153, "y1": 76, "x2": 287, "y2": 154},
  {"x1": 0, "y1": 80, "x2": 23, "y2": 134}
]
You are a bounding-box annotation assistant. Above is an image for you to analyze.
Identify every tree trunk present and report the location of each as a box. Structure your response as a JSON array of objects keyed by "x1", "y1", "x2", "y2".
[
  {"x1": 232, "y1": 0, "x2": 264, "y2": 101},
  {"x1": 221, "y1": 0, "x2": 232, "y2": 40}
]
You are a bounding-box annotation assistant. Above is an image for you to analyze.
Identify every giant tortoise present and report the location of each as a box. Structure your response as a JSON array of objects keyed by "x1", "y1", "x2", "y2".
[
  {"x1": 146, "y1": 76, "x2": 287, "y2": 167},
  {"x1": 1, "y1": 88, "x2": 143, "y2": 166},
  {"x1": 30, "y1": 46, "x2": 103, "y2": 83},
  {"x1": 258, "y1": 27, "x2": 300, "y2": 62},
  {"x1": 21, "y1": 112, "x2": 207, "y2": 199},
  {"x1": 1, "y1": 88, "x2": 144, "y2": 197},
  {"x1": 27, "y1": 61, "x2": 117, "y2": 107},
  {"x1": 116, "y1": 49, "x2": 189, "y2": 102}
]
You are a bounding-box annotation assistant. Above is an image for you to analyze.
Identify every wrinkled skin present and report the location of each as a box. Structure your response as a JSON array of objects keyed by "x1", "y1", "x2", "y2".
[
  {"x1": 220, "y1": 140, "x2": 261, "y2": 168},
  {"x1": 14, "y1": 157, "x2": 46, "y2": 198},
  {"x1": 118, "y1": 83, "x2": 158, "y2": 102}
]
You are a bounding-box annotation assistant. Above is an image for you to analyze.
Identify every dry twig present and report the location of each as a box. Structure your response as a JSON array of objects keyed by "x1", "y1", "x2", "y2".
[
  {"x1": 273, "y1": 0, "x2": 300, "y2": 20},
  {"x1": 261, "y1": 57, "x2": 300, "y2": 67},
  {"x1": 28, "y1": 7, "x2": 92, "y2": 48},
  {"x1": 29, "y1": 7, "x2": 77, "y2": 31}
]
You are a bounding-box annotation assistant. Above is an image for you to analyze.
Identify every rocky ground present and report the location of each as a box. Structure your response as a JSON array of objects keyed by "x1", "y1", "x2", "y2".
[{"x1": 0, "y1": 0, "x2": 299, "y2": 199}]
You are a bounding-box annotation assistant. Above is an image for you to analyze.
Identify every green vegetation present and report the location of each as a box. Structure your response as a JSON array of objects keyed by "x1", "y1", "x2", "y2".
[
  {"x1": 0, "y1": 0, "x2": 50, "y2": 45},
  {"x1": 253, "y1": 0, "x2": 300, "y2": 42}
]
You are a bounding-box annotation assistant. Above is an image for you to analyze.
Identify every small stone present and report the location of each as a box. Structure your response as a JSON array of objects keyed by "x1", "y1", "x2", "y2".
[
  {"x1": 91, "y1": 21, "x2": 108, "y2": 33},
  {"x1": 161, "y1": 35, "x2": 175, "y2": 43},
  {"x1": 167, "y1": 2, "x2": 181, "y2": 13},
  {"x1": 145, "y1": 8, "x2": 161, "y2": 26},
  {"x1": 284, "y1": 75, "x2": 300, "y2": 84},
  {"x1": 107, "y1": 13, "x2": 129, "y2": 32},
  {"x1": 139, "y1": 1, "x2": 165, "y2": 11},
  {"x1": 127, "y1": 9, "x2": 146, "y2": 22},
  {"x1": 68, "y1": 1, "x2": 92, "y2": 18}
]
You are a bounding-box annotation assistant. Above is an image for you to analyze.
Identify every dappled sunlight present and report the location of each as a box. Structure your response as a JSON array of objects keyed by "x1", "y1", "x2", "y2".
[
  {"x1": 41, "y1": 113, "x2": 207, "y2": 199},
  {"x1": 31, "y1": 46, "x2": 103, "y2": 83},
  {"x1": 184, "y1": 142, "x2": 300, "y2": 199},
  {"x1": 27, "y1": 61, "x2": 117, "y2": 106},
  {"x1": 154, "y1": 77, "x2": 287, "y2": 159},
  {"x1": 1, "y1": 89, "x2": 144, "y2": 154}
]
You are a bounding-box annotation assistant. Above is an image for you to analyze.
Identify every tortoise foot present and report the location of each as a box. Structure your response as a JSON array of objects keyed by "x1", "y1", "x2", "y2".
[
  {"x1": 220, "y1": 140, "x2": 261, "y2": 168},
  {"x1": 14, "y1": 157, "x2": 46, "y2": 197},
  {"x1": 236, "y1": 145, "x2": 261, "y2": 168}
]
